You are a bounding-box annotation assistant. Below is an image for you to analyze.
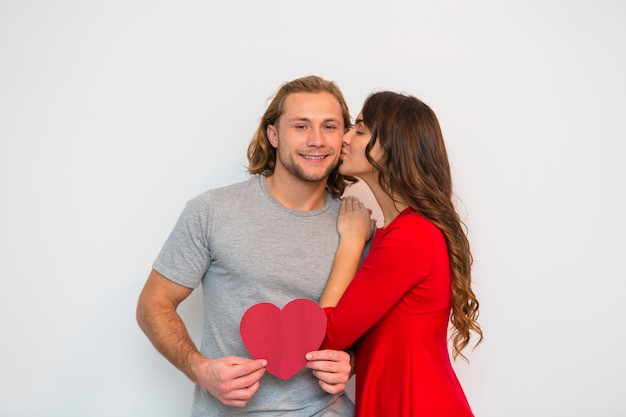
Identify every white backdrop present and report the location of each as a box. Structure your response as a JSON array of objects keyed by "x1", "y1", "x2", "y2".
[{"x1": 2, "y1": 1, "x2": 625, "y2": 416}]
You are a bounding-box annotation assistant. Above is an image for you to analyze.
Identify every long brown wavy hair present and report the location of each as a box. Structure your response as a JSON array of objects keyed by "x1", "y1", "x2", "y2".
[
  {"x1": 361, "y1": 91, "x2": 483, "y2": 360},
  {"x1": 247, "y1": 75, "x2": 357, "y2": 199}
]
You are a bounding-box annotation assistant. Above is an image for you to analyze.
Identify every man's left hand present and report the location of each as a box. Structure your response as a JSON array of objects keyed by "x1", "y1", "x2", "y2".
[{"x1": 305, "y1": 349, "x2": 352, "y2": 394}]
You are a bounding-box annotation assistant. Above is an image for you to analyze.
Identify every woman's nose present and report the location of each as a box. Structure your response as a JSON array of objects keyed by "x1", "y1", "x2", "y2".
[{"x1": 342, "y1": 128, "x2": 352, "y2": 145}]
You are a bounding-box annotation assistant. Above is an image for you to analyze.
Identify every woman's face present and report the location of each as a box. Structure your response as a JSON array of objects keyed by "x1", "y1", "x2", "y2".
[{"x1": 338, "y1": 112, "x2": 382, "y2": 179}]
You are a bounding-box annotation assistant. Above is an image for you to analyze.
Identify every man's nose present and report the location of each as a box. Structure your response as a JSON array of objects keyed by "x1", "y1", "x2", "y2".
[{"x1": 307, "y1": 127, "x2": 323, "y2": 147}]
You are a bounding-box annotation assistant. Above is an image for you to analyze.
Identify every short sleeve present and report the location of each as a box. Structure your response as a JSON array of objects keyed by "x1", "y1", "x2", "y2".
[{"x1": 152, "y1": 194, "x2": 212, "y2": 289}]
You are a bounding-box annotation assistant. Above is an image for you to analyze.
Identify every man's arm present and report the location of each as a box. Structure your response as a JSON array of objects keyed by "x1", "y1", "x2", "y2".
[{"x1": 136, "y1": 269, "x2": 267, "y2": 407}]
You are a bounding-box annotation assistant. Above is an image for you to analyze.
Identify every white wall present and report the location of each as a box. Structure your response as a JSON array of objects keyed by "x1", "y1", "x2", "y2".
[{"x1": 1, "y1": 1, "x2": 625, "y2": 416}]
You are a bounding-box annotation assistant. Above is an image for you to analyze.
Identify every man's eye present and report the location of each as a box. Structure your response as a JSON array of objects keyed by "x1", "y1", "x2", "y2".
[
  {"x1": 295, "y1": 125, "x2": 307, "y2": 130},
  {"x1": 324, "y1": 125, "x2": 337, "y2": 130}
]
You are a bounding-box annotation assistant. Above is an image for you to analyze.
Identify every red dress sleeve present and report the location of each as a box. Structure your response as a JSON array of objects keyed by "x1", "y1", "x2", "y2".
[{"x1": 321, "y1": 212, "x2": 441, "y2": 350}]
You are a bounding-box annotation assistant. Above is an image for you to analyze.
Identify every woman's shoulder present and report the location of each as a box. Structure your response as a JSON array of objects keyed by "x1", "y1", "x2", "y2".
[
  {"x1": 386, "y1": 208, "x2": 444, "y2": 244},
  {"x1": 394, "y1": 207, "x2": 438, "y2": 230}
]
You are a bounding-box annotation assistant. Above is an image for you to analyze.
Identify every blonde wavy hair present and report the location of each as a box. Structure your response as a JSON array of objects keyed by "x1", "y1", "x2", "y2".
[{"x1": 247, "y1": 75, "x2": 356, "y2": 199}]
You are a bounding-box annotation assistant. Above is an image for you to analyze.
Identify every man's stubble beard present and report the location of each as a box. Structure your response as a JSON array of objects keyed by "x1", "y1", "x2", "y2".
[{"x1": 275, "y1": 144, "x2": 339, "y2": 184}]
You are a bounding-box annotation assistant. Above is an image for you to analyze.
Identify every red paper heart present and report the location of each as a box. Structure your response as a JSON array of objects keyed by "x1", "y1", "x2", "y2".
[{"x1": 240, "y1": 298, "x2": 327, "y2": 380}]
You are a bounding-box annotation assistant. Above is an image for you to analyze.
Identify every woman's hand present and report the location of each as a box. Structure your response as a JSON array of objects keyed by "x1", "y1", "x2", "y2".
[{"x1": 338, "y1": 196, "x2": 376, "y2": 245}]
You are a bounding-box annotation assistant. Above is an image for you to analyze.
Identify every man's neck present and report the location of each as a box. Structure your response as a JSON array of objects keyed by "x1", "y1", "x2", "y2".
[{"x1": 265, "y1": 174, "x2": 329, "y2": 211}]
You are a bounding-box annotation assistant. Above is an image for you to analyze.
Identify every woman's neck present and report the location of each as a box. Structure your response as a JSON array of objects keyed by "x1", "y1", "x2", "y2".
[
  {"x1": 379, "y1": 199, "x2": 409, "y2": 228},
  {"x1": 361, "y1": 178, "x2": 409, "y2": 228}
]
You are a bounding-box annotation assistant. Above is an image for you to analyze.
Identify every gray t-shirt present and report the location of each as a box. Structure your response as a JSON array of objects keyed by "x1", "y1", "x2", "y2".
[{"x1": 153, "y1": 175, "x2": 354, "y2": 416}]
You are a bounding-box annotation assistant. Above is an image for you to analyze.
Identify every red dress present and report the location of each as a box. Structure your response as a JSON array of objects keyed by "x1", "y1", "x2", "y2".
[{"x1": 322, "y1": 208, "x2": 474, "y2": 417}]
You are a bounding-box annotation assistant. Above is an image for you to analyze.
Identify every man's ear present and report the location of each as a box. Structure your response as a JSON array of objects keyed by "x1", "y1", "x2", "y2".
[{"x1": 267, "y1": 124, "x2": 278, "y2": 148}]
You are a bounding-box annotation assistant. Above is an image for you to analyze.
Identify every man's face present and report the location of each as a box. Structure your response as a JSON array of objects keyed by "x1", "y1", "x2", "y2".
[{"x1": 267, "y1": 91, "x2": 345, "y2": 184}]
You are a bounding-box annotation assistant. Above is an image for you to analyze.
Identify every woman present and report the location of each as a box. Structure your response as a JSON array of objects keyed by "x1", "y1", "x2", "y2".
[{"x1": 318, "y1": 91, "x2": 483, "y2": 416}]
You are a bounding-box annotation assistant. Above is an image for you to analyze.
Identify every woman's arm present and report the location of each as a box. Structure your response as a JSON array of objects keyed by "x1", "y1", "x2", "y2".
[
  {"x1": 322, "y1": 213, "x2": 441, "y2": 350},
  {"x1": 319, "y1": 196, "x2": 375, "y2": 307}
]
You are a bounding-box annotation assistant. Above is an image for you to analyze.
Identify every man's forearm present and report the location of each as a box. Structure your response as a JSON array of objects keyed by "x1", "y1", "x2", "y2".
[{"x1": 137, "y1": 300, "x2": 203, "y2": 383}]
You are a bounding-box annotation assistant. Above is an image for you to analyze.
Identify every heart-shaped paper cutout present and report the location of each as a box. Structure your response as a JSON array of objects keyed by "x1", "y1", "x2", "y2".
[{"x1": 240, "y1": 298, "x2": 327, "y2": 380}]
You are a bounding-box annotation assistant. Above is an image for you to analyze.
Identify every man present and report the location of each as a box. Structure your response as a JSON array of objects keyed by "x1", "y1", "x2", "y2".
[{"x1": 136, "y1": 75, "x2": 356, "y2": 416}]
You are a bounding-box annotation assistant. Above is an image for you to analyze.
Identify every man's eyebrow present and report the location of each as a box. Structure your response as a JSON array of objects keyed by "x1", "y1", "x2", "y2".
[
  {"x1": 286, "y1": 117, "x2": 311, "y2": 123},
  {"x1": 286, "y1": 117, "x2": 341, "y2": 123}
]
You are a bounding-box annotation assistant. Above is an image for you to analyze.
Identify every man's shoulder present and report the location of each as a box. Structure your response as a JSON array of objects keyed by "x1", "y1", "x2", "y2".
[{"x1": 192, "y1": 176, "x2": 258, "y2": 201}]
